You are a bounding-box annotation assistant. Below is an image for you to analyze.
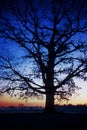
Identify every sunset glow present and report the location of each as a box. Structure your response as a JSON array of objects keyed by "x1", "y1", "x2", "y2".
[
  {"x1": 1, "y1": 80, "x2": 87, "y2": 108},
  {"x1": 0, "y1": 95, "x2": 45, "y2": 108}
]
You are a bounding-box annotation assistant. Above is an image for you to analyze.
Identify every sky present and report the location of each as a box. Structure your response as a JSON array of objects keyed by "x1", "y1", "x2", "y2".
[
  {"x1": 0, "y1": 35, "x2": 87, "y2": 107},
  {"x1": 0, "y1": 43, "x2": 87, "y2": 107},
  {"x1": 0, "y1": 0, "x2": 87, "y2": 108},
  {"x1": 0, "y1": 80, "x2": 87, "y2": 107},
  {"x1": 0, "y1": 78, "x2": 87, "y2": 107}
]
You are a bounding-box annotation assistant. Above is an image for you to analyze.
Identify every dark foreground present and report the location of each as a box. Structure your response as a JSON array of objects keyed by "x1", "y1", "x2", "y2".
[{"x1": 0, "y1": 112, "x2": 87, "y2": 130}]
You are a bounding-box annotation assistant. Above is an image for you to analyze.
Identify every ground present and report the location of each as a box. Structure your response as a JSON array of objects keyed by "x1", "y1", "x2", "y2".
[{"x1": 0, "y1": 113, "x2": 87, "y2": 130}]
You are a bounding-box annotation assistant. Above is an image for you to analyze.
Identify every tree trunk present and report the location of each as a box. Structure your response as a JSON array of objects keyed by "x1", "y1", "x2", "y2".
[
  {"x1": 44, "y1": 45, "x2": 56, "y2": 113},
  {"x1": 44, "y1": 92, "x2": 57, "y2": 114}
]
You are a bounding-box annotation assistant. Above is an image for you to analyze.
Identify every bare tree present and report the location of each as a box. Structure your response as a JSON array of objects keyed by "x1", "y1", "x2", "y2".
[{"x1": 0, "y1": 0, "x2": 87, "y2": 113}]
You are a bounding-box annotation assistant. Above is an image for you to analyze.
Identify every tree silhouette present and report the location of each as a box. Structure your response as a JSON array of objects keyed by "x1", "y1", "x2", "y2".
[{"x1": 0, "y1": 0, "x2": 87, "y2": 113}]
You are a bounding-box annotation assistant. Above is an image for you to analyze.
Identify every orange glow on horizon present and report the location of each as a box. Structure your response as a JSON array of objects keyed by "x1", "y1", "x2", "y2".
[
  {"x1": 0, "y1": 79, "x2": 87, "y2": 108},
  {"x1": 0, "y1": 93, "x2": 87, "y2": 108},
  {"x1": 0, "y1": 95, "x2": 45, "y2": 108}
]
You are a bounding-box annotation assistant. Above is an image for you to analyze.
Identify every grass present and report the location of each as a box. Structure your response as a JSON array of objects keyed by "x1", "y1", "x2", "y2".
[{"x1": 0, "y1": 112, "x2": 87, "y2": 130}]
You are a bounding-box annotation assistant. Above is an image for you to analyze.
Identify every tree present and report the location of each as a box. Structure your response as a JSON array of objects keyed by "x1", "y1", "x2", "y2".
[{"x1": 0, "y1": 0, "x2": 87, "y2": 113}]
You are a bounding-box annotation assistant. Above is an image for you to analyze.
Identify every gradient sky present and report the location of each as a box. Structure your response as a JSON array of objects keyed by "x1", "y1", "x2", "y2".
[
  {"x1": 0, "y1": 44, "x2": 87, "y2": 107},
  {"x1": 0, "y1": 0, "x2": 87, "y2": 107},
  {"x1": 0, "y1": 79, "x2": 87, "y2": 107},
  {"x1": 0, "y1": 34, "x2": 87, "y2": 107}
]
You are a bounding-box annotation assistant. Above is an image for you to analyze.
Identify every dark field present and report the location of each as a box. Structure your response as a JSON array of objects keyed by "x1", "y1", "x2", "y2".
[{"x1": 0, "y1": 113, "x2": 87, "y2": 130}]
